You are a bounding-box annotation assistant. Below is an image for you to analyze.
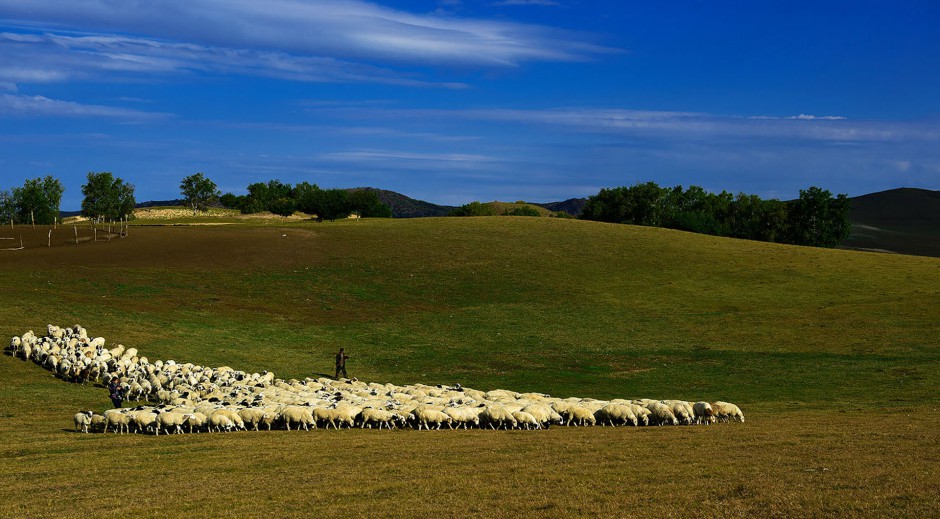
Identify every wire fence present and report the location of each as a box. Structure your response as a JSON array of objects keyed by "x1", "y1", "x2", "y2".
[{"x1": 0, "y1": 219, "x2": 129, "y2": 251}]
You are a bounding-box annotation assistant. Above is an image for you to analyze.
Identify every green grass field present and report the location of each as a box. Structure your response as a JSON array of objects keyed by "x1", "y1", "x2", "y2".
[{"x1": 1, "y1": 216, "x2": 938, "y2": 517}]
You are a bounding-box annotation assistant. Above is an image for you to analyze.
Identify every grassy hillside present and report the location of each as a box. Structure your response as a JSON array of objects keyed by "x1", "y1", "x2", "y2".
[{"x1": 1, "y1": 217, "x2": 938, "y2": 516}]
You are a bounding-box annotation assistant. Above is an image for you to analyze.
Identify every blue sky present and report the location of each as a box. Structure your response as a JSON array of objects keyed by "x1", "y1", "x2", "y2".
[{"x1": 1, "y1": 0, "x2": 938, "y2": 210}]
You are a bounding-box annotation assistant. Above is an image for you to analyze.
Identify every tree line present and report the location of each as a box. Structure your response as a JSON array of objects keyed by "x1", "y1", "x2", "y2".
[
  {"x1": 218, "y1": 180, "x2": 391, "y2": 220},
  {"x1": 1, "y1": 173, "x2": 135, "y2": 225},
  {"x1": 579, "y1": 182, "x2": 851, "y2": 247},
  {"x1": 0, "y1": 172, "x2": 392, "y2": 225}
]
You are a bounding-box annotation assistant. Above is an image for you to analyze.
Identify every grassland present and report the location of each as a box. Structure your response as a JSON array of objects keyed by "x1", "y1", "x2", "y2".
[{"x1": 1, "y1": 215, "x2": 938, "y2": 517}]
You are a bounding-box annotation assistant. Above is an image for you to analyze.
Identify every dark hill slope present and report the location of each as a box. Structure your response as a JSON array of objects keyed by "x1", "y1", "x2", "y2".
[
  {"x1": 535, "y1": 197, "x2": 587, "y2": 217},
  {"x1": 841, "y1": 188, "x2": 940, "y2": 257},
  {"x1": 350, "y1": 188, "x2": 455, "y2": 218}
]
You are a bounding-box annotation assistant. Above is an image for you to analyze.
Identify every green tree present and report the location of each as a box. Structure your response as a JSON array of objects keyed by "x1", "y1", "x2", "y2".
[
  {"x1": 180, "y1": 172, "x2": 220, "y2": 217},
  {"x1": 786, "y1": 186, "x2": 851, "y2": 247},
  {"x1": 317, "y1": 189, "x2": 351, "y2": 221},
  {"x1": 10, "y1": 175, "x2": 64, "y2": 225},
  {"x1": 0, "y1": 188, "x2": 15, "y2": 224},
  {"x1": 448, "y1": 201, "x2": 498, "y2": 217},
  {"x1": 503, "y1": 205, "x2": 541, "y2": 217},
  {"x1": 241, "y1": 180, "x2": 294, "y2": 215},
  {"x1": 81, "y1": 172, "x2": 136, "y2": 222},
  {"x1": 219, "y1": 192, "x2": 244, "y2": 210},
  {"x1": 348, "y1": 189, "x2": 392, "y2": 218}
]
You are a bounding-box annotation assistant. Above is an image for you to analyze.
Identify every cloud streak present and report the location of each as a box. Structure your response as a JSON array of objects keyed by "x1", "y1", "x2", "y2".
[
  {"x1": 0, "y1": 93, "x2": 170, "y2": 119},
  {"x1": 0, "y1": 32, "x2": 468, "y2": 88},
  {"x1": 0, "y1": 0, "x2": 611, "y2": 71},
  {"x1": 311, "y1": 106, "x2": 940, "y2": 144}
]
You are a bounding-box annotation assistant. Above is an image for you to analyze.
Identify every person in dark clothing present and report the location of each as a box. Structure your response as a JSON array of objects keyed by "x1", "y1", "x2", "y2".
[
  {"x1": 108, "y1": 378, "x2": 125, "y2": 408},
  {"x1": 335, "y1": 348, "x2": 350, "y2": 379}
]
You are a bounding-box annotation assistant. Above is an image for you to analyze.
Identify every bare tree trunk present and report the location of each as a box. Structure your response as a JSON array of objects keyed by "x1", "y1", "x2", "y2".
[
  {"x1": 48, "y1": 229, "x2": 52, "y2": 247},
  {"x1": 31, "y1": 210, "x2": 34, "y2": 228},
  {"x1": 74, "y1": 225, "x2": 78, "y2": 245}
]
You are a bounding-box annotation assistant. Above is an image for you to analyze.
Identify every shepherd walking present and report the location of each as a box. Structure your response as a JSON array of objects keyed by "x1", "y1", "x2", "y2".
[{"x1": 335, "y1": 348, "x2": 350, "y2": 379}]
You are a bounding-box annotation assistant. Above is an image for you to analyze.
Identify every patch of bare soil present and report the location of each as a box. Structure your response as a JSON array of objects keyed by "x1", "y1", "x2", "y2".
[{"x1": 0, "y1": 225, "x2": 325, "y2": 269}]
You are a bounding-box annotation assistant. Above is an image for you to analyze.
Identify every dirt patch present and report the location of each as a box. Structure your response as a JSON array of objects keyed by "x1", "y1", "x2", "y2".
[{"x1": 0, "y1": 225, "x2": 325, "y2": 269}]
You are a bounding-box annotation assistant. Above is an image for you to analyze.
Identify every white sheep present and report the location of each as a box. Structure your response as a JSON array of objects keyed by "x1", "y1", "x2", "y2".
[
  {"x1": 693, "y1": 402, "x2": 715, "y2": 424},
  {"x1": 156, "y1": 411, "x2": 191, "y2": 435},
  {"x1": 511, "y1": 411, "x2": 541, "y2": 430},
  {"x1": 73, "y1": 410, "x2": 94, "y2": 433},
  {"x1": 103, "y1": 409, "x2": 131, "y2": 434},
  {"x1": 360, "y1": 408, "x2": 397, "y2": 429},
  {"x1": 281, "y1": 406, "x2": 315, "y2": 431},
  {"x1": 443, "y1": 406, "x2": 482, "y2": 429},
  {"x1": 208, "y1": 413, "x2": 235, "y2": 432},
  {"x1": 411, "y1": 407, "x2": 452, "y2": 430},
  {"x1": 480, "y1": 405, "x2": 517, "y2": 430},
  {"x1": 645, "y1": 402, "x2": 678, "y2": 426},
  {"x1": 712, "y1": 401, "x2": 745, "y2": 423}
]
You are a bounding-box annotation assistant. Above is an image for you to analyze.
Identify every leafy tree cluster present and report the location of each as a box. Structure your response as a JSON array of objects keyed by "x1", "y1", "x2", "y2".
[
  {"x1": 580, "y1": 182, "x2": 850, "y2": 247},
  {"x1": 503, "y1": 205, "x2": 541, "y2": 217},
  {"x1": 180, "y1": 172, "x2": 220, "y2": 217},
  {"x1": 0, "y1": 175, "x2": 65, "y2": 225},
  {"x1": 218, "y1": 180, "x2": 391, "y2": 220},
  {"x1": 448, "y1": 201, "x2": 498, "y2": 217},
  {"x1": 81, "y1": 172, "x2": 136, "y2": 222}
]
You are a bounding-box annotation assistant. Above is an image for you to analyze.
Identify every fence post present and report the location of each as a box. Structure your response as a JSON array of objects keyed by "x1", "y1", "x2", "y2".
[
  {"x1": 74, "y1": 225, "x2": 78, "y2": 245},
  {"x1": 48, "y1": 229, "x2": 52, "y2": 247},
  {"x1": 31, "y1": 210, "x2": 35, "y2": 229}
]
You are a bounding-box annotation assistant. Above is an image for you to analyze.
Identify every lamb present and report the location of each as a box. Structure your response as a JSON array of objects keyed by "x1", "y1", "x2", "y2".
[
  {"x1": 712, "y1": 401, "x2": 745, "y2": 423},
  {"x1": 73, "y1": 410, "x2": 94, "y2": 433}
]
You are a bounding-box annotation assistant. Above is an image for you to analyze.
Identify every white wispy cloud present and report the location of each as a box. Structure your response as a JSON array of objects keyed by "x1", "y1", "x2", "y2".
[
  {"x1": 0, "y1": 0, "x2": 611, "y2": 70},
  {"x1": 493, "y1": 0, "x2": 560, "y2": 6},
  {"x1": 320, "y1": 149, "x2": 501, "y2": 169},
  {"x1": 0, "y1": 32, "x2": 468, "y2": 88},
  {"x1": 0, "y1": 93, "x2": 170, "y2": 119},
  {"x1": 310, "y1": 105, "x2": 940, "y2": 143}
]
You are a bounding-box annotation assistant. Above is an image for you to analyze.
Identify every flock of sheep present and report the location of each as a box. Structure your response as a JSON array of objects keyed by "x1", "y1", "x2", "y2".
[{"x1": 8, "y1": 324, "x2": 745, "y2": 435}]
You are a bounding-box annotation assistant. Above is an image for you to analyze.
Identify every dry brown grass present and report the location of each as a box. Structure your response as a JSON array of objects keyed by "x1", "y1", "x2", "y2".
[{"x1": 1, "y1": 354, "x2": 938, "y2": 518}]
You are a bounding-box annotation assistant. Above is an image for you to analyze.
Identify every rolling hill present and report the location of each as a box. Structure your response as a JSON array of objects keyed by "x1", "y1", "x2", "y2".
[
  {"x1": 840, "y1": 187, "x2": 940, "y2": 257},
  {"x1": 1, "y1": 216, "x2": 938, "y2": 516}
]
